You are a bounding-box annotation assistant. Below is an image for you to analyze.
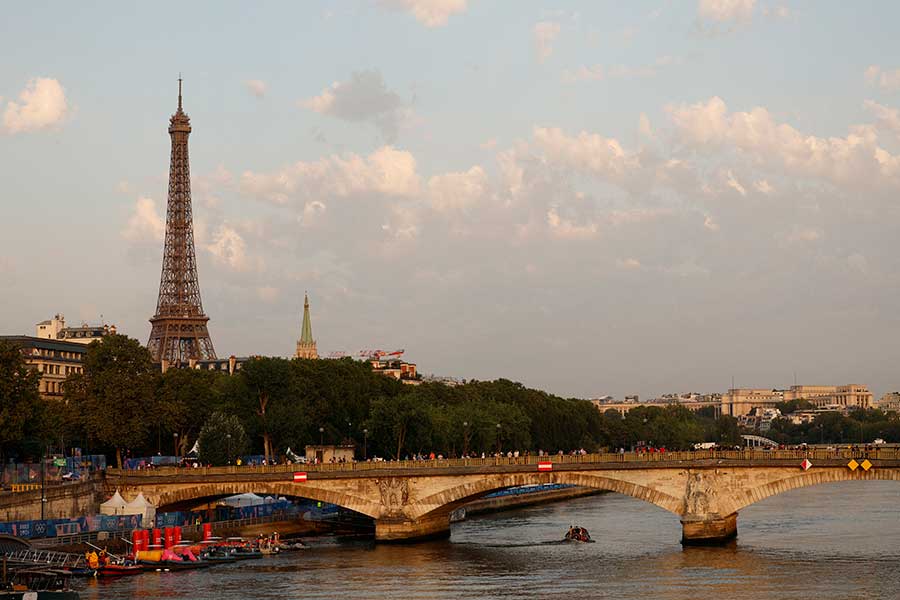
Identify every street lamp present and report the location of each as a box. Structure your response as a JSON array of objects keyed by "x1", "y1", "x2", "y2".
[
  {"x1": 496, "y1": 423, "x2": 501, "y2": 455},
  {"x1": 347, "y1": 421, "x2": 352, "y2": 444},
  {"x1": 319, "y1": 427, "x2": 324, "y2": 445},
  {"x1": 463, "y1": 421, "x2": 469, "y2": 457},
  {"x1": 363, "y1": 428, "x2": 368, "y2": 461},
  {"x1": 226, "y1": 433, "x2": 232, "y2": 465},
  {"x1": 173, "y1": 433, "x2": 179, "y2": 461}
]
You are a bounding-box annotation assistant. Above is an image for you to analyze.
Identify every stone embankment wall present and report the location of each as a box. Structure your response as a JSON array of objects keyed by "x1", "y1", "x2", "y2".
[{"x1": 0, "y1": 480, "x2": 103, "y2": 522}]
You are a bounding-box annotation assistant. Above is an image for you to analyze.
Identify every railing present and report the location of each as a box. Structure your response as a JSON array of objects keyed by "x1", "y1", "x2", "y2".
[{"x1": 107, "y1": 448, "x2": 900, "y2": 479}]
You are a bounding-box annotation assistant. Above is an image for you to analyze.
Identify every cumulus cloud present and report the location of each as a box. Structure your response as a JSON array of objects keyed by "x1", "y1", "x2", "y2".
[
  {"x1": 427, "y1": 166, "x2": 489, "y2": 212},
  {"x1": 667, "y1": 96, "x2": 900, "y2": 189},
  {"x1": 533, "y1": 21, "x2": 561, "y2": 63},
  {"x1": 864, "y1": 100, "x2": 900, "y2": 139},
  {"x1": 697, "y1": 0, "x2": 756, "y2": 24},
  {"x1": 378, "y1": 0, "x2": 468, "y2": 27},
  {"x1": 865, "y1": 66, "x2": 900, "y2": 92},
  {"x1": 303, "y1": 70, "x2": 406, "y2": 141},
  {"x1": 121, "y1": 197, "x2": 165, "y2": 242},
  {"x1": 2, "y1": 78, "x2": 68, "y2": 134},
  {"x1": 244, "y1": 79, "x2": 267, "y2": 98},
  {"x1": 546, "y1": 206, "x2": 598, "y2": 240},
  {"x1": 205, "y1": 225, "x2": 253, "y2": 271},
  {"x1": 240, "y1": 145, "x2": 421, "y2": 205}
]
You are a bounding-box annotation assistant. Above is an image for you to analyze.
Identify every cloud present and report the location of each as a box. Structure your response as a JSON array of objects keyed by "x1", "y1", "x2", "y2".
[
  {"x1": 754, "y1": 179, "x2": 774, "y2": 194},
  {"x1": 240, "y1": 145, "x2": 421, "y2": 205},
  {"x1": 703, "y1": 215, "x2": 720, "y2": 231},
  {"x1": 3, "y1": 78, "x2": 68, "y2": 134},
  {"x1": 532, "y1": 126, "x2": 641, "y2": 184},
  {"x1": 865, "y1": 66, "x2": 900, "y2": 92},
  {"x1": 121, "y1": 197, "x2": 165, "y2": 242},
  {"x1": 564, "y1": 56, "x2": 681, "y2": 83},
  {"x1": 697, "y1": 0, "x2": 756, "y2": 24},
  {"x1": 667, "y1": 96, "x2": 900, "y2": 189},
  {"x1": 303, "y1": 70, "x2": 406, "y2": 141},
  {"x1": 786, "y1": 226, "x2": 822, "y2": 243},
  {"x1": 533, "y1": 21, "x2": 561, "y2": 63},
  {"x1": 244, "y1": 79, "x2": 267, "y2": 98},
  {"x1": 546, "y1": 207, "x2": 598, "y2": 240},
  {"x1": 725, "y1": 169, "x2": 747, "y2": 196},
  {"x1": 427, "y1": 166, "x2": 489, "y2": 212},
  {"x1": 378, "y1": 0, "x2": 468, "y2": 27},
  {"x1": 205, "y1": 225, "x2": 253, "y2": 271},
  {"x1": 864, "y1": 100, "x2": 900, "y2": 139},
  {"x1": 616, "y1": 257, "x2": 642, "y2": 270}
]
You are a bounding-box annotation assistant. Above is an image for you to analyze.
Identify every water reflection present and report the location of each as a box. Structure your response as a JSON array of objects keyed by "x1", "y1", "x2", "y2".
[{"x1": 80, "y1": 481, "x2": 900, "y2": 600}]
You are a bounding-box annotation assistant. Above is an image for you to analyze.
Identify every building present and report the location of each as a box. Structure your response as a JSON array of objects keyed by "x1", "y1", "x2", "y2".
[
  {"x1": 35, "y1": 314, "x2": 116, "y2": 345},
  {"x1": 721, "y1": 389, "x2": 783, "y2": 417},
  {"x1": 737, "y1": 408, "x2": 782, "y2": 432},
  {"x1": 591, "y1": 394, "x2": 722, "y2": 417},
  {"x1": 876, "y1": 392, "x2": 900, "y2": 413},
  {"x1": 369, "y1": 358, "x2": 419, "y2": 384},
  {"x1": 0, "y1": 336, "x2": 87, "y2": 399},
  {"x1": 782, "y1": 385, "x2": 873, "y2": 410},
  {"x1": 294, "y1": 293, "x2": 318, "y2": 359},
  {"x1": 305, "y1": 444, "x2": 354, "y2": 464}
]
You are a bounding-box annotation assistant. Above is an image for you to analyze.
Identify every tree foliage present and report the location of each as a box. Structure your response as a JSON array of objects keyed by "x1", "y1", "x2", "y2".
[
  {"x1": 198, "y1": 411, "x2": 249, "y2": 466},
  {"x1": 0, "y1": 340, "x2": 41, "y2": 460}
]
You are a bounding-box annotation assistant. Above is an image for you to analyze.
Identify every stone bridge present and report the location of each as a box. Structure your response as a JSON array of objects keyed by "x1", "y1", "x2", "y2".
[{"x1": 105, "y1": 449, "x2": 900, "y2": 544}]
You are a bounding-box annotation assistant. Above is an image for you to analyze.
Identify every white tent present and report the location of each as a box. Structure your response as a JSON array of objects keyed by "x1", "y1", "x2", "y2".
[
  {"x1": 124, "y1": 492, "x2": 156, "y2": 528},
  {"x1": 222, "y1": 493, "x2": 266, "y2": 508},
  {"x1": 99, "y1": 490, "x2": 128, "y2": 516}
]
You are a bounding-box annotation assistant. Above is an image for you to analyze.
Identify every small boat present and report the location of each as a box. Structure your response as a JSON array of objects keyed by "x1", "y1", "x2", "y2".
[
  {"x1": 564, "y1": 526, "x2": 593, "y2": 543},
  {"x1": 139, "y1": 560, "x2": 211, "y2": 572},
  {"x1": 96, "y1": 563, "x2": 143, "y2": 578},
  {"x1": 199, "y1": 550, "x2": 236, "y2": 564},
  {"x1": 228, "y1": 548, "x2": 263, "y2": 560},
  {"x1": 0, "y1": 568, "x2": 80, "y2": 599}
]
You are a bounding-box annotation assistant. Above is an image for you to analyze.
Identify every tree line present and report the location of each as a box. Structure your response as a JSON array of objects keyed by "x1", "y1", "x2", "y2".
[{"x1": 0, "y1": 334, "x2": 823, "y2": 467}]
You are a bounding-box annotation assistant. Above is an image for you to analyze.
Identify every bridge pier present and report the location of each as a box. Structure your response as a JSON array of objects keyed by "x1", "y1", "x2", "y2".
[
  {"x1": 375, "y1": 513, "x2": 451, "y2": 543},
  {"x1": 680, "y1": 512, "x2": 738, "y2": 545}
]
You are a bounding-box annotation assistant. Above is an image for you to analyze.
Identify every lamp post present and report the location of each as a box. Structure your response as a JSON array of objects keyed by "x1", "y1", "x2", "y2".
[
  {"x1": 347, "y1": 421, "x2": 352, "y2": 444},
  {"x1": 226, "y1": 433, "x2": 232, "y2": 465},
  {"x1": 463, "y1": 421, "x2": 469, "y2": 458},
  {"x1": 319, "y1": 427, "x2": 324, "y2": 446},
  {"x1": 363, "y1": 428, "x2": 368, "y2": 461},
  {"x1": 173, "y1": 432, "x2": 179, "y2": 461},
  {"x1": 496, "y1": 423, "x2": 501, "y2": 455}
]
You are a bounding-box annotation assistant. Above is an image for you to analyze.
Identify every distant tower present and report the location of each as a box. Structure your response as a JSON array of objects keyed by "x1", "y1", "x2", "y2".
[
  {"x1": 147, "y1": 78, "x2": 216, "y2": 364},
  {"x1": 295, "y1": 293, "x2": 318, "y2": 359}
]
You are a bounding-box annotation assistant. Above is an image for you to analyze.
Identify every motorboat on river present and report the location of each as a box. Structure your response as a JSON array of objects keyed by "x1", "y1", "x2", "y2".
[
  {"x1": 565, "y1": 526, "x2": 593, "y2": 543},
  {"x1": 0, "y1": 568, "x2": 80, "y2": 599}
]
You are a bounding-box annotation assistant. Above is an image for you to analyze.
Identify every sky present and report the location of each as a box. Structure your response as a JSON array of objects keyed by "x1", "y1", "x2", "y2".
[{"x1": 2, "y1": 1, "x2": 900, "y2": 400}]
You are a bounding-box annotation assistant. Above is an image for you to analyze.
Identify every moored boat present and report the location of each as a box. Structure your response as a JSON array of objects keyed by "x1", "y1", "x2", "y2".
[
  {"x1": 96, "y1": 563, "x2": 143, "y2": 578},
  {"x1": 0, "y1": 568, "x2": 80, "y2": 599}
]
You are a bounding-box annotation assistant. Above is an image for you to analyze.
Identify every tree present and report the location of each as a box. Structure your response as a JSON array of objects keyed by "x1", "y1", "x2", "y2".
[
  {"x1": 198, "y1": 411, "x2": 249, "y2": 466},
  {"x1": 230, "y1": 357, "x2": 294, "y2": 463},
  {"x1": 0, "y1": 341, "x2": 41, "y2": 460},
  {"x1": 156, "y1": 368, "x2": 226, "y2": 455},
  {"x1": 367, "y1": 392, "x2": 433, "y2": 459},
  {"x1": 67, "y1": 335, "x2": 157, "y2": 467}
]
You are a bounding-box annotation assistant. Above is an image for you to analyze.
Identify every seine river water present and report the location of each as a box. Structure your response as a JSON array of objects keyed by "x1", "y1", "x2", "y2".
[{"x1": 78, "y1": 481, "x2": 900, "y2": 600}]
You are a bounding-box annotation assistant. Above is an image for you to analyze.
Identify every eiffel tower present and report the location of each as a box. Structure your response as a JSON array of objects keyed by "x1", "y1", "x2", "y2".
[{"x1": 147, "y1": 78, "x2": 216, "y2": 364}]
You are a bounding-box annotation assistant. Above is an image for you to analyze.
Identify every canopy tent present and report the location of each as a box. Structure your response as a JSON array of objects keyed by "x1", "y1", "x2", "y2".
[
  {"x1": 125, "y1": 492, "x2": 156, "y2": 528},
  {"x1": 99, "y1": 490, "x2": 128, "y2": 516},
  {"x1": 188, "y1": 440, "x2": 200, "y2": 456},
  {"x1": 285, "y1": 447, "x2": 303, "y2": 462},
  {"x1": 221, "y1": 493, "x2": 267, "y2": 508}
]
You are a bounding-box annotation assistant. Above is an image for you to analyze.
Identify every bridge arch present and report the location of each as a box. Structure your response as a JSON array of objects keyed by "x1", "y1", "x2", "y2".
[
  {"x1": 411, "y1": 471, "x2": 684, "y2": 521},
  {"x1": 131, "y1": 481, "x2": 383, "y2": 519},
  {"x1": 720, "y1": 467, "x2": 900, "y2": 516}
]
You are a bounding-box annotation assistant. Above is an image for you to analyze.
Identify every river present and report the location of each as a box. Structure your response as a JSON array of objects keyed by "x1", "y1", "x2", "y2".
[{"x1": 78, "y1": 480, "x2": 900, "y2": 599}]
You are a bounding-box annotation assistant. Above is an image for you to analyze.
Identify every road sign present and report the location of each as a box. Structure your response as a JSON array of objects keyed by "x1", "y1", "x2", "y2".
[
  {"x1": 847, "y1": 459, "x2": 859, "y2": 471},
  {"x1": 800, "y1": 459, "x2": 813, "y2": 471},
  {"x1": 860, "y1": 459, "x2": 873, "y2": 472},
  {"x1": 293, "y1": 472, "x2": 308, "y2": 482},
  {"x1": 538, "y1": 461, "x2": 553, "y2": 472}
]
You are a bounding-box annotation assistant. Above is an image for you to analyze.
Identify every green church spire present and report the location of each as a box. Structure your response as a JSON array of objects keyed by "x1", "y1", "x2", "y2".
[{"x1": 300, "y1": 293, "x2": 314, "y2": 344}]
